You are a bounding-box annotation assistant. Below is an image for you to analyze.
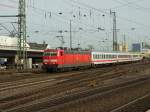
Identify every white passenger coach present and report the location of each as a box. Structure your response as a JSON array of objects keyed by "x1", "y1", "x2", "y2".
[{"x1": 91, "y1": 51, "x2": 142, "y2": 65}]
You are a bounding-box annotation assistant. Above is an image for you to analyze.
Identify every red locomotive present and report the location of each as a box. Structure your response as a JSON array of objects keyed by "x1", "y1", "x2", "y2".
[{"x1": 43, "y1": 49, "x2": 91, "y2": 71}]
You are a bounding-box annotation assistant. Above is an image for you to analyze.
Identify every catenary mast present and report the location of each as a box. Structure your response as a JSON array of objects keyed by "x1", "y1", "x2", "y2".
[{"x1": 17, "y1": 0, "x2": 27, "y2": 70}]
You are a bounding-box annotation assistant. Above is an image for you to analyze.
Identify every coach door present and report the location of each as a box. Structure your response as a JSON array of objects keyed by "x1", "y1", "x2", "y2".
[{"x1": 59, "y1": 51, "x2": 64, "y2": 68}]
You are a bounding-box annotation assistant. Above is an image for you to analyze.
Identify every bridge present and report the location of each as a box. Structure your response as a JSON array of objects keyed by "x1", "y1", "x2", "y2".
[
  {"x1": 0, "y1": 45, "x2": 43, "y2": 57},
  {"x1": 0, "y1": 45, "x2": 44, "y2": 69},
  {"x1": 0, "y1": 36, "x2": 48, "y2": 69}
]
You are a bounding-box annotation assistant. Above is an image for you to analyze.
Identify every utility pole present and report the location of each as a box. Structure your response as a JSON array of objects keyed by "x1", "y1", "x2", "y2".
[
  {"x1": 70, "y1": 20, "x2": 72, "y2": 49},
  {"x1": 123, "y1": 34, "x2": 126, "y2": 44},
  {"x1": 110, "y1": 10, "x2": 118, "y2": 51},
  {"x1": 18, "y1": 0, "x2": 27, "y2": 70}
]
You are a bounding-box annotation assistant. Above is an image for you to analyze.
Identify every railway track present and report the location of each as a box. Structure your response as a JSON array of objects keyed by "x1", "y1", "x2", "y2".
[
  {"x1": 0, "y1": 62, "x2": 150, "y2": 111},
  {"x1": 42, "y1": 75, "x2": 150, "y2": 112},
  {"x1": 0, "y1": 62, "x2": 146, "y2": 83},
  {"x1": 0, "y1": 62, "x2": 146, "y2": 90},
  {"x1": 110, "y1": 92, "x2": 150, "y2": 112},
  {"x1": 0, "y1": 67, "x2": 123, "y2": 109},
  {"x1": 0, "y1": 66, "x2": 113, "y2": 90},
  {"x1": 3, "y1": 74, "x2": 150, "y2": 112}
]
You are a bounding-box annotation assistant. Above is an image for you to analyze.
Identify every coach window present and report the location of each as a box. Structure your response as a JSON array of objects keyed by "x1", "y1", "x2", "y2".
[
  {"x1": 93, "y1": 55, "x2": 95, "y2": 59},
  {"x1": 110, "y1": 55, "x2": 111, "y2": 58},
  {"x1": 100, "y1": 55, "x2": 102, "y2": 59}
]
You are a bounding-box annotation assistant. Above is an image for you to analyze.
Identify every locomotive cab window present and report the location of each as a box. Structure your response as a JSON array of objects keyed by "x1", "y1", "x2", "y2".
[{"x1": 44, "y1": 52, "x2": 57, "y2": 56}]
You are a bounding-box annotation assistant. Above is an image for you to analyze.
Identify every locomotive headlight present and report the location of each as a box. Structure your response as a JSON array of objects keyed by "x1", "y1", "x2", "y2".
[
  {"x1": 43, "y1": 59, "x2": 49, "y2": 62},
  {"x1": 50, "y1": 59, "x2": 57, "y2": 62}
]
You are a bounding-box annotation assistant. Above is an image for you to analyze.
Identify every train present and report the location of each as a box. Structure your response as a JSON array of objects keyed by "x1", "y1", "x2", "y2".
[{"x1": 43, "y1": 49, "x2": 142, "y2": 72}]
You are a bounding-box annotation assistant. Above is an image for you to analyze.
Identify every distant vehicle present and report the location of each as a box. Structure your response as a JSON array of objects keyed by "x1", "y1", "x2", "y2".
[
  {"x1": 0, "y1": 64, "x2": 6, "y2": 70},
  {"x1": 43, "y1": 49, "x2": 142, "y2": 72}
]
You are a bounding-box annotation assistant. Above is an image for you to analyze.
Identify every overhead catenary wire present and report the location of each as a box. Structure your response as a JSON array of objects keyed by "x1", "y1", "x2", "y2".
[
  {"x1": 111, "y1": 0, "x2": 145, "y2": 9},
  {"x1": 1, "y1": 0, "x2": 150, "y2": 47},
  {"x1": 112, "y1": 0, "x2": 150, "y2": 14},
  {"x1": 1, "y1": 0, "x2": 150, "y2": 31},
  {"x1": 27, "y1": 4, "x2": 103, "y2": 33},
  {"x1": 0, "y1": 0, "x2": 110, "y2": 37},
  {"x1": 66, "y1": 0, "x2": 150, "y2": 31}
]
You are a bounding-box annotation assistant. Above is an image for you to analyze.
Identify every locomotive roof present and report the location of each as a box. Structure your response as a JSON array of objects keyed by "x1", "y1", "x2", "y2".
[
  {"x1": 44, "y1": 49, "x2": 90, "y2": 54},
  {"x1": 91, "y1": 51, "x2": 133, "y2": 55},
  {"x1": 64, "y1": 50, "x2": 90, "y2": 54}
]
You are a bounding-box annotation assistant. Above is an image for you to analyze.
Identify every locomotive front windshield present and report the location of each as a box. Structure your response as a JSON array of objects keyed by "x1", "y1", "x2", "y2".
[{"x1": 44, "y1": 52, "x2": 57, "y2": 56}]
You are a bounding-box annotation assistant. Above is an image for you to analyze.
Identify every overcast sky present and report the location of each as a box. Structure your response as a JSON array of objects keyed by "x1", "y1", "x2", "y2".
[{"x1": 0, "y1": 0, "x2": 150, "y2": 50}]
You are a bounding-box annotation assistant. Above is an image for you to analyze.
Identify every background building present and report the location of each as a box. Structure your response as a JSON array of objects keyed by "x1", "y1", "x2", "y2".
[
  {"x1": 132, "y1": 43, "x2": 141, "y2": 52},
  {"x1": 0, "y1": 36, "x2": 30, "y2": 49},
  {"x1": 118, "y1": 43, "x2": 128, "y2": 52}
]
